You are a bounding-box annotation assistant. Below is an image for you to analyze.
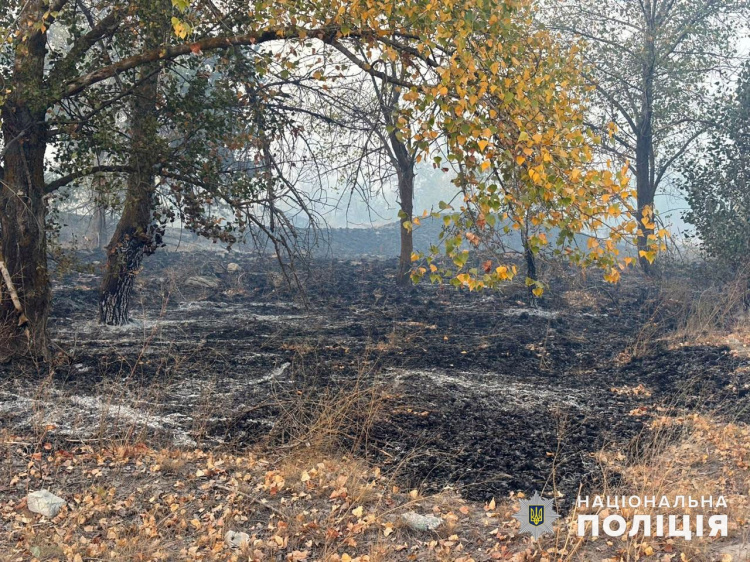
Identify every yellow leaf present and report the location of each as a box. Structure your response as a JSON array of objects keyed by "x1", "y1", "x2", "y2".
[
  {"x1": 477, "y1": 139, "x2": 489, "y2": 152},
  {"x1": 352, "y1": 506, "x2": 364, "y2": 518},
  {"x1": 638, "y1": 250, "x2": 656, "y2": 264},
  {"x1": 480, "y1": 160, "x2": 491, "y2": 172}
]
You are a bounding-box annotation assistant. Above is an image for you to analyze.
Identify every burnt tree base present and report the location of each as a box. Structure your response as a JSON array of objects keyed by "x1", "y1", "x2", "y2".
[{"x1": 99, "y1": 237, "x2": 146, "y2": 326}]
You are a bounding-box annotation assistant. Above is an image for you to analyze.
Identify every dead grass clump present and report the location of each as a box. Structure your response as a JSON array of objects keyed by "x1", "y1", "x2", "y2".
[
  {"x1": 268, "y1": 364, "x2": 387, "y2": 456},
  {"x1": 671, "y1": 274, "x2": 749, "y2": 342},
  {"x1": 624, "y1": 271, "x2": 749, "y2": 359}
]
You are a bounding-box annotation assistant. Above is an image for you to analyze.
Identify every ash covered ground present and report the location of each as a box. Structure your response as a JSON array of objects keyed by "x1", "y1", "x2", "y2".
[{"x1": 1, "y1": 250, "x2": 748, "y2": 511}]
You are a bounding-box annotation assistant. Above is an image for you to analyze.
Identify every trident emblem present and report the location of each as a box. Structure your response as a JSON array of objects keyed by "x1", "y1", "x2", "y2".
[{"x1": 529, "y1": 505, "x2": 544, "y2": 526}]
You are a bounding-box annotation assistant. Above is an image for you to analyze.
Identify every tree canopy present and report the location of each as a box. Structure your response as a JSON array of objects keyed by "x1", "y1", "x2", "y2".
[
  {"x1": 0, "y1": 0, "x2": 667, "y2": 358},
  {"x1": 682, "y1": 62, "x2": 750, "y2": 267}
]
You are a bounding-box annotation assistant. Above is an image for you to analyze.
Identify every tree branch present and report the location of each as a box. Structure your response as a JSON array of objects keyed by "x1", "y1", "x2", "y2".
[
  {"x1": 329, "y1": 40, "x2": 417, "y2": 88},
  {"x1": 61, "y1": 26, "x2": 346, "y2": 100},
  {"x1": 44, "y1": 165, "x2": 133, "y2": 194},
  {"x1": 654, "y1": 127, "x2": 707, "y2": 190},
  {"x1": 583, "y1": 73, "x2": 639, "y2": 133},
  {"x1": 47, "y1": 10, "x2": 123, "y2": 89}
]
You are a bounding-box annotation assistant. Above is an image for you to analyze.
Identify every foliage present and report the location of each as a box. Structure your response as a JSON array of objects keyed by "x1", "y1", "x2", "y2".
[
  {"x1": 548, "y1": 0, "x2": 742, "y2": 176},
  {"x1": 398, "y1": 3, "x2": 649, "y2": 291},
  {"x1": 545, "y1": 0, "x2": 747, "y2": 270},
  {"x1": 52, "y1": 49, "x2": 278, "y2": 247},
  {"x1": 173, "y1": 0, "x2": 655, "y2": 293},
  {"x1": 682, "y1": 62, "x2": 750, "y2": 268}
]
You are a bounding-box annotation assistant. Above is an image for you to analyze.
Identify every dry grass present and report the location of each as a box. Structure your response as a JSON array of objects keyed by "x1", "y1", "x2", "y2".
[
  {"x1": 4, "y1": 264, "x2": 750, "y2": 561},
  {"x1": 622, "y1": 270, "x2": 748, "y2": 361},
  {"x1": 669, "y1": 274, "x2": 749, "y2": 343},
  {"x1": 266, "y1": 362, "x2": 387, "y2": 455},
  {"x1": 541, "y1": 271, "x2": 750, "y2": 562},
  {"x1": 575, "y1": 414, "x2": 750, "y2": 562}
]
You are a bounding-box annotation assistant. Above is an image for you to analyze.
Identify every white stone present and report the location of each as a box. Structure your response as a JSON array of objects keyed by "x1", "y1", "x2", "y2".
[
  {"x1": 227, "y1": 262, "x2": 242, "y2": 273},
  {"x1": 225, "y1": 530, "x2": 250, "y2": 549},
  {"x1": 400, "y1": 511, "x2": 442, "y2": 531},
  {"x1": 27, "y1": 490, "x2": 66, "y2": 518}
]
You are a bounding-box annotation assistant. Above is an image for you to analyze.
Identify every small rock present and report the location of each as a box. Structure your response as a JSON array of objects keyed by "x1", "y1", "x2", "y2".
[
  {"x1": 400, "y1": 511, "x2": 442, "y2": 532},
  {"x1": 27, "y1": 490, "x2": 66, "y2": 518},
  {"x1": 185, "y1": 276, "x2": 219, "y2": 289},
  {"x1": 227, "y1": 262, "x2": 242, "y2": 273},
  {"x1": 225, "y1": 530, "x2": 250, "y2": 549}
]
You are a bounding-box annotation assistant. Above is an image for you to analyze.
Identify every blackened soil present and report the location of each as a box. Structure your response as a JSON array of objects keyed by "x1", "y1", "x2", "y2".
[{"x1": 2, "y1": 252, "x2": 749, "y2": 511}]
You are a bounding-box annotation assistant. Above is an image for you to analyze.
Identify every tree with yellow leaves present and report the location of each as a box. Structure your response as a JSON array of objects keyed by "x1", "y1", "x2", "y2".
[{"x1": 399, "y1": 2, "x2": 652, "y2": 295}]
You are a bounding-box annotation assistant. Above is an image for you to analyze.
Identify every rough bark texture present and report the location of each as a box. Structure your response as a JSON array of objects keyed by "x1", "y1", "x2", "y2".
[
  {"x1": 0, "y1": 0, "x2": 51, "y2": 360},
  {"x1": 99, "y1": 0, "x2": 171, "y2": 325},
  {"x1": 99, "y1": 67, "x2": 161, "y2": 325}
]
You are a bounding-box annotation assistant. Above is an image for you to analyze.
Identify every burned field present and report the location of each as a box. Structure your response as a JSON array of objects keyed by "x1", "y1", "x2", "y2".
[{"x1": 1, "y1": 252, "x2": 748, "y2": 510}]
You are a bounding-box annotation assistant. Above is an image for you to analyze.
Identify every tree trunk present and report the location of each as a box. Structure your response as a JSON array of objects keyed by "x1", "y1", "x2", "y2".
[
  {"x1": 0, "y1": 108, "x2": 50, "y2": 359},
  {"x1": 635, "y1": 130, "x2": 655, "y2": 274},
  {"x1": 522, "y1": 225, "x2": 537, "y2": 304},
  {"x1": 99, "y1": 67, "x2": 161, "y2": 325},
  {"x1": 525, "y1": 246, "x2": 537, "y2": 283},
  {"x1": 396, "y1": 167, "x2": 415, "y2": 287},
  {"x1": 635, "y1": 12, "x2": 656, "y2": 274},
  {"x1": 0, "y1": 0, "x2": 51, "y2": 360},
  {"x1": 94, "y1": 203, "x2": 107, "y2": 250}
]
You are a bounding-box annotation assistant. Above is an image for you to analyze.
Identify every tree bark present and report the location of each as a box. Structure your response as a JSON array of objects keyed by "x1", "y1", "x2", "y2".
[
  {"x1": 635, "y1": 7, "x2": 656, "y2": 274},
  {"x1": 99, "y1": 66, "x2": 161, "y2": 325},
  {"x1": 521, "y1": 222, "x2": 537, "y2": 304},
  {"x1": 635, "y1": 130, "x2": 655, "y2": 274},
  {"x1": 99, "y1": 0, "x2": 171, "y2": 325},
  {"x1": 0, "y1": 0, "x2": 51, "y2": 360},
  {"x1": 396, "y1": 166, "x2": 415, "y2": 287}
]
